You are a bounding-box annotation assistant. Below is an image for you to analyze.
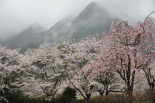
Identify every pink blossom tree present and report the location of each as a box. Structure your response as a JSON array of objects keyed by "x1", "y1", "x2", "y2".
[
  {"x1": 102, "y1": 16, "x2": 155, "y2": 101},
  {"x1": 81, "y1": 12, "x2": 155, "y2": 102},
  {"x1": 80, "y1": 60, "x2": 124, "y2": 96}
]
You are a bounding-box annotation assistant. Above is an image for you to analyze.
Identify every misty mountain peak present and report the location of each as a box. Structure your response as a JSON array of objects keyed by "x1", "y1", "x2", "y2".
[
  {"x1": 3, "y1": 23, "x2": 46, "y2": 50},
  {"x1": 73, "y1": 2, "x2": 108, "y2": 22},
  {"x1": 28, "y1": 23, "x2": 45, "y2": 30},
  {"x1": 87, "y1": 1, "x2": 99, "y2": 9}
]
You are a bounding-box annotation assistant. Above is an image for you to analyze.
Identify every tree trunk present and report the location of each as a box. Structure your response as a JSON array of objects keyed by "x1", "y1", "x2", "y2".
[
  {"x1": 153, "y1": 90, "x2": 155, "y2": 103},
  {"x1": 152, "y1": 85, "x2": 155, "y2": 103},
  {"x1": 149, "y1": 83, "x2": 155, "y2": 103},
  {"x1": 126, "y1": 85, "x2": 133, "y2": 103},
  {"x1": 105, "y1": 89, "x2": 109, "y2": 96}
]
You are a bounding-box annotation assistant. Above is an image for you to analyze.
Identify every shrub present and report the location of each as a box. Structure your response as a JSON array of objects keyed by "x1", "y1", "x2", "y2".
[
  {"x1": 61, "y1": 86, "x2": 76, "y2": 103},
  {"x1": 0, "y1": 85, "x2": 23, "y2": 102},
  {"x1": 62, "y1": 87, "x2": 76, "y2": 99}
]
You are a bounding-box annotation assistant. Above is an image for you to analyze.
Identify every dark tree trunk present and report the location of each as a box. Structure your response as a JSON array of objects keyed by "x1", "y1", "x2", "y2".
[
  {"x1": 150, "y1": 85, "x2": 155, "y2": 103},
  {"x1": 105, "y1": 89, "x2": 109, "y2": 96}
]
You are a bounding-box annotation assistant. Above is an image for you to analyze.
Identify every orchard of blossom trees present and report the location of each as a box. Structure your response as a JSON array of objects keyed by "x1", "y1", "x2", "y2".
[{"x1": 1, "y1": 14, "x2": 155, "y2": 103}]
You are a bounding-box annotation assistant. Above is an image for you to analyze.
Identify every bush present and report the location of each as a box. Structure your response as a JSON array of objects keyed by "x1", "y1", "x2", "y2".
[
  {"x1": 62, "y1": 87, "x2": 76, "y2": 99},
  {"x1": 60, "y1": 86, "x2": 76, "y2": 103},
  {"x1": 0, "y1": 86, "x2": 23, "y2": 102}
]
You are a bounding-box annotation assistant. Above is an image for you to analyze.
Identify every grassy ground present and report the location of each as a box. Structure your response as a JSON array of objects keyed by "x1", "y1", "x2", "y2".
[{"x1": 1, "y1": 91, "x2": 154, "y2": 103}]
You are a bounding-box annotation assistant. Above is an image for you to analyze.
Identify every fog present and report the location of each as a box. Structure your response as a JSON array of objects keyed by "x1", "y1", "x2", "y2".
[{"x1": 0, "y1": 0, "x2": 155, "y2": 40}]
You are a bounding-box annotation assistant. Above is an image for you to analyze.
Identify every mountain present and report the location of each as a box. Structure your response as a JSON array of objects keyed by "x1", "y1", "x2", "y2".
[
  {"x1": 44, "y1": 16, "x2": 74, "y2": 43},
  {"x1": 2, "y1": 23, "x2": 46, "y2": 52},
  {"x1": 44, "y1": 2, "x2": 116, "y2": 42},
  {"x1": 70, "y1": 2, "x2": 114, "y2": 39},
  {"x1": 2, "y1": 2, "x2": 117, "y2": 51}
]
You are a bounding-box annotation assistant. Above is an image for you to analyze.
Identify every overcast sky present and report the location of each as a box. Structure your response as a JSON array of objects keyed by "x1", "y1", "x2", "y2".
[{"x1": 0, "y1": 0, "x2": 155, "y2": 40}]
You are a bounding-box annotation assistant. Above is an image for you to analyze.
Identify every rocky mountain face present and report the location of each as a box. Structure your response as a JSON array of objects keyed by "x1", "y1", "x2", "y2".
[{"x1": 2, "y1": 2, "x2": 117, "y2": 51}]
